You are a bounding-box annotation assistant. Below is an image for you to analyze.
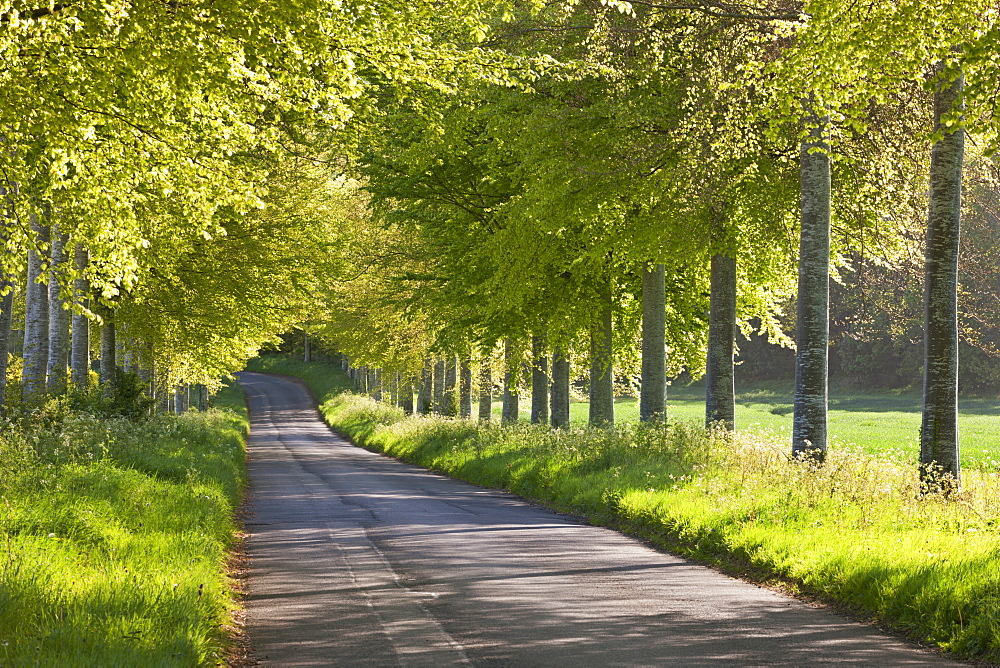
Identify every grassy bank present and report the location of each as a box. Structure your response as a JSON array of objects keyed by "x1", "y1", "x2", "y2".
[
  {"x1": 255, "y1": 356, "x2": 1000, "y2": 663},
  {"x1": 0, "y1": 382, "x2": 248, "y2": 666}
]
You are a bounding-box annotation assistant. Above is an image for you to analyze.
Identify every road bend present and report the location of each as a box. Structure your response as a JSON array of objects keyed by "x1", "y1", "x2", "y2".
[{"x1": 238, "y1": 372, "x2": 958, "y2": 667}]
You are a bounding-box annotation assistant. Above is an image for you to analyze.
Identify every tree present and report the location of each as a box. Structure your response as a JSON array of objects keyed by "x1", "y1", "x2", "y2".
[
  {"x1": 639, "y1": 263, "x2": 666, "y2": 422},
  {"x1": 792, "y1": 108, "x2": 832, "y2": 459},
  {"x1": 920, "y1": 59, "x2": 965, "y2": 489}
]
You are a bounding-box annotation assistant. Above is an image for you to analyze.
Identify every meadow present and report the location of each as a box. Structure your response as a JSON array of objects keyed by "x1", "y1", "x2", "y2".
[
  {"x1": 249, "y1": 355, "x2": 1000, "y2": 663},
  {"x1": 0, "y1": 384, "x2": 248, "y2": 666}
]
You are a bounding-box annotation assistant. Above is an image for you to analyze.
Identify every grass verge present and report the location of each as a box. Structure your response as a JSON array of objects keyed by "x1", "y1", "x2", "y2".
[
  {"x1": 0, "y1": 382, "x2": 248, "y2": 666},
  {"x1": 256, "y1": 355, "x2": 1000, "y2": 664}
]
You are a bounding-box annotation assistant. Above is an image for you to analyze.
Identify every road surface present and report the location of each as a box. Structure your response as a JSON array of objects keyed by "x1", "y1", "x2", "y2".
[{"x1": 238, "y1": 372, "x2": 958, "y2": 666}]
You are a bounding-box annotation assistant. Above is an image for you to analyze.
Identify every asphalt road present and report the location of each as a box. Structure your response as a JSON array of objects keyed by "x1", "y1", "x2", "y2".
[{"x1": 238, "y1": 372, "x2": 959, "y2": 667}]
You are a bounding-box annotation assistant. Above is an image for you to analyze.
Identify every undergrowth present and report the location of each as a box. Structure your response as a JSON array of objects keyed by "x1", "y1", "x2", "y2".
[
  {"x1": 321, "y1": 392, "x2": 999, "y2": 663},
  {"x1": 0, "y1": 382, "x2": 248, "y2": 666}
]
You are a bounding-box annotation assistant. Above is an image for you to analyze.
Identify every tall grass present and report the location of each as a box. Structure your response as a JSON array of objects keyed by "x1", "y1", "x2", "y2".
[{"x1": 0, "y1": 383, "x2": 248, "y2": 666}]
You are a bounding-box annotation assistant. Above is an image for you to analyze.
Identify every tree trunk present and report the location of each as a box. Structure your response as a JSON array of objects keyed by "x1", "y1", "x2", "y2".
[
  {"x1": 70, "y1": 244, "x2": 90, "y2": 390},
  {"x1": 22, "y1": 215, "x2": 50, "y2": 404},
  {"x1": 433, "y1": 358, "x2": 445, "y2": 413},
  {"x1": 303, "y1": 331, "x2": 311, "y2": 362},
  {"x1": 99, "y1": 307, "x2": 117, "y2": 396},
  {"x1": 530, "y1": 333, "x2": 549, "y2": 424},
  {"x1": 400, "y1": 375, "x2": 415, "y2": 414},
  {"x1": 478, "y1": 360, "x2": 492, "y2": 422},
  {"x1": 174, "y1": 385, "x2": 184, "y2": 413},
  {"x1": 0, "y1": 279, "x2": 13, "y2": 415},
  {"x1": 442, "y1": 356, "x2": 457, "y2": 416},
  {"x1": 501, "y1": 339, "x2": 519, "y2": 424},
  {"x1": 921, "y1": 61, "x2": 965, "y2": 491},
  {"x1": 705, "y1": 252, "x2": 736, "y2": 429},
  {"x1": 550, "y1": 347, "x2": 571, "y2": 428},
  {"x1": 138, "y1": 341, "x2": 153, "y2": 400},
  {"x1": 373, "y1": 368, "x2": 383, "y2": 401},
  {"x1": 416, "y1": 358, "x2": 433, "y2": 414},
  {"x1": 459, "y1": 359, "x2": 472, "y2": 418},
  {"x1": 45, "y1": 228, "x2": 71, "y2": 394},
  {"x1": 0, "y1": 187, "x2": 15, "y2": 415},
  {"x1": 640, "y1": 263, "x2": 667, "y2": 422},
  {"x1": 589, "y1": 284, "x2": 614, "y2": 427},
  {"x1": 793, "y1": 104, "x2": 831, "y2": 459},
  {"x1": 125, "y1": 344, "x2": 138, "y2": 375}
]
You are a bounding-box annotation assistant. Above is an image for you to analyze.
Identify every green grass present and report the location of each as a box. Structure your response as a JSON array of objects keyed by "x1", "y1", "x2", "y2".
[
  {"x1": 0, "y1": 382, "x2": 248, "y2": 666},
  {"x1": 481, "y1": 383, "x2": 1000, "y2": 469},
  {"x1": 252, "y1": 355, "x2": 1000, "y2": 663}
]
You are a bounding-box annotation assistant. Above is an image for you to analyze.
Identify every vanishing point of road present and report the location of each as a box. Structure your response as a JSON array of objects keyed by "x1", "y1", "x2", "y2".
[{"x1": 237, "y1": 372, "x2": 959, "y2": 666}]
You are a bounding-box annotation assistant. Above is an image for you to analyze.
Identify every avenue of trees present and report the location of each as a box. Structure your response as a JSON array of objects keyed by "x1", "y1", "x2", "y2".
[
  {"x1": 314, "y1": 0, "x2": 1000, "y2": 494},
  {"x1": 0, "y1": 0, "x2": 514, "y2": 409},
  {"x1": 5, "y1": 0, "x2": 1000, "y2": 493}
]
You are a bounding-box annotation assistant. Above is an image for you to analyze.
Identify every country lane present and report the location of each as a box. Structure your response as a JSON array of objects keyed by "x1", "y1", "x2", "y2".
[{"x1": 237, "y1": 372, "x2": 960, "y2": 667}]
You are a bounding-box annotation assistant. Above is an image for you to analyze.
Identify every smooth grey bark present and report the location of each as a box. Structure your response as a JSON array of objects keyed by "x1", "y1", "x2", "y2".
[
  {"x1": 99, "y1": 308, "x2": 117, "y2": 396},
  {"x1": 373, "y1": 369, "x2": 383, "y2": 401},
  {"x1": 501, "y1": 339, "x2": 519, "y2": 424},
  {"x1": 417, "y1": 358, "x2": 433, "y2": 414},
  {"x1": 70, "y1": 244, "x2": 90, "y2": 390},
  {"x1": 46, "y1": 229, "x2": 70, "y2": 394},
  {"x1": 921, "y1": 62, "x2": 965, "y2": 490},
  {"x1": 303, "y1": 331, "x2": 311, "y2": 362},
  {"x1": 174, "y1": 385, "x2": 184, "y2": 413},
  {"x1": 478, "y1": 360, "x2": 492, "y2": 422},
  {"x1": 433, "y1": 358, "x2": 445, "y2": 413},
  {"x1": 550, "y1": 347, "x2": 571, "y2": 428},
  {"x1": 640, "y1": 263, "x2": 667, "y2": 422},
  {"x1": 792, "y1": 106, "x2": 831, "y2": 459},
  {"x1": 368, "y1": 369, "x2": 378, "y2": 399},
  {"x1": 589, "y1": 285, "x2": 614, "y2": 427},
  {"x1": 459, "y1": 359, "x2": 472, "y2": 418},
  {"x1": 22, "y1": 215, "x2": 50, "y2": 404},
  {"x1": 530, "y1": 334, "x2": 549, "y2": 424},
  {"x1": 705, "y1": 253, "x2": 736, "y2": 430},
  {"x1": 442, "y1": 356, "x2": 458, "y2": 416}
]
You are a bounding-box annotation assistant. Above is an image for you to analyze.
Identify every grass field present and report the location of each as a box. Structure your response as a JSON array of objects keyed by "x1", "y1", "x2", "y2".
[
  {"x1": 248, "y1": 355, "x2": 1000, "y2": 662},
  {"x1": 429, "y1": 380, "x2": 1000, "y2": 469},
  {"x1": 0, "y1": 382, "x2": 248, "y2": 666}
]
